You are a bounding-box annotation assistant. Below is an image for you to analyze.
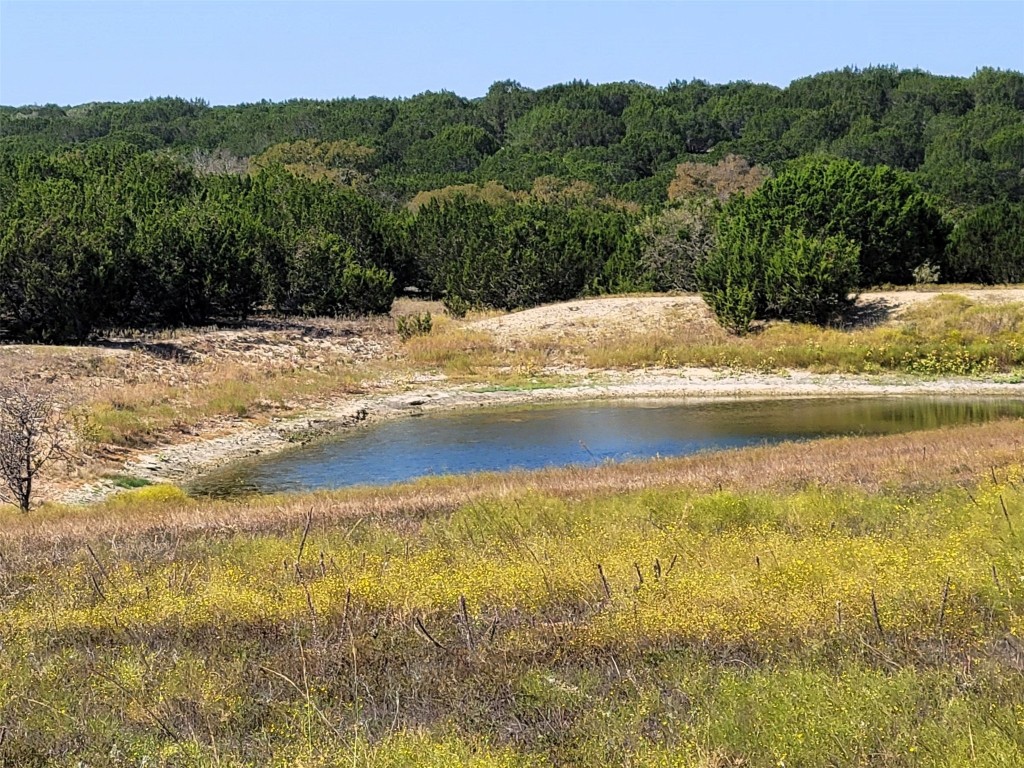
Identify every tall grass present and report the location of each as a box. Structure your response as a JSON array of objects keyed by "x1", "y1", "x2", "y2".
[
  {"x1": 82, "y1": 360, "x2": 370, "y2": 447},
  {"x1": 581, "y1": 296, "x2": 1024, "y2": 375}
]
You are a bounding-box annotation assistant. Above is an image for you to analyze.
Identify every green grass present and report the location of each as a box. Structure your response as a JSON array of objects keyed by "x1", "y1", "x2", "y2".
[
  {"x1": 105, "y1": 474, "x2": 153, "y2": 489},
  {"x1": 2, "y1": 456, "x2": 1022, "y2": 766}
]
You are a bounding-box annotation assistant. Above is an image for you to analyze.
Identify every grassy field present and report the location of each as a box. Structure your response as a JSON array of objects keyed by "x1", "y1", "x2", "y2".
[
  {"x1": 2, "y1": 291, "x2": 1023, "y2": 765},
  {"x1": 2, "y1": 420, "x2": 1023, "y2": 766}
]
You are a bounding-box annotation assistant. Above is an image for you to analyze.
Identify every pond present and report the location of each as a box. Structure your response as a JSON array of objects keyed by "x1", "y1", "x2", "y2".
[{"x1": 189, "y1": 396, "x2": 1024, "y2": 496}]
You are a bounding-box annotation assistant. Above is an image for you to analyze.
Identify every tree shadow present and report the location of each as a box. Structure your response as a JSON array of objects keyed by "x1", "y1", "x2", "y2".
[{"x1": 836, "y1": 297, "x2": 896, "y2": 329}]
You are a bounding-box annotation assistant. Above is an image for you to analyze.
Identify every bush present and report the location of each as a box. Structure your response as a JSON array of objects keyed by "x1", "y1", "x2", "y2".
[
  {"x1": 696, "y1": 224, "x2": 761, "y2": 334},
  {"x1": 339, "y1": 261, "x2": 396, "y2": 315},
  {"x1": 411, "y1": 195, "x2": 637, "y2": 311},
  {"x1": 944, "y1": 201, "x2": 1024, "y2": 283},
  {"x1": 699, "y1": 218, "x2": 859, "y2": 333},
  {"x1": 0, "y1": 176, "x2": 129, "y2": 342},
  {"x1": 730, "y1": 157, "x2": 948, "y2": 286},
  {"x1": 633, "y1": 200, "x2": 718, "y2": 292},
  {"x1": 912, "y1": 261, "x2": 942, "y2": 285},
  {"x1": 598, "y1": 232, "x2": 653, "y2": 294},
  {"x1": 283, "y1": 231, "x2": 395, "y2": 316},
  {"x1": 443, "y1": 294, "x2": 470, "y2": 319},
  {"x1": 395, "y1": 312, "x2": 433, "y2": 340},
  {"x1": 762, "y1": 230, "x2": 860, "y2": 324}
]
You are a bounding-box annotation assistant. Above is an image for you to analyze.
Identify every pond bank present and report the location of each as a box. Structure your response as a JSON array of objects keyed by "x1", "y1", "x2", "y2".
[{"x1": 59, "y1": 366, "x2": 1023, "y2": 504}]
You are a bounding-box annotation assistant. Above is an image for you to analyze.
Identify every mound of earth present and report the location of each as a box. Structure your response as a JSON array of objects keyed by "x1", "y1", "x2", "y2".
[
  {"x1": 468, "y1": 295, "x2": 713, "y2": 346},
  {"x1": 467, "y1": 289, "x2": 1024, "y2": 345}
]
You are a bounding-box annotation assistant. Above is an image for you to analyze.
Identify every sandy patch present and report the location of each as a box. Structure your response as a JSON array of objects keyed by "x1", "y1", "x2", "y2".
[{"x1": 469, "y1": 295, "x2": 714, "y2": 346}]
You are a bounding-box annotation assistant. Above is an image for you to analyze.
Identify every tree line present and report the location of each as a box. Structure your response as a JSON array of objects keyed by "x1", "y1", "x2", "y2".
[
  {"x1": 1, "y1": 66, "x2": 1022, "y2": 341},
  {"x1": 3, "y1": 66, "x2": 1022, "y2": 211}
]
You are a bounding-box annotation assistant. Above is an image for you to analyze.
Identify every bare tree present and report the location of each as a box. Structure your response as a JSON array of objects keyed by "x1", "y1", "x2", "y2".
[
  {"x1": 636, "y1": 199, "x2": 718, "y2": 292},
  {"x1": 188, "y1": 147, "x2": 250, "y2": 177},
  {"x1": 0, "y1": 383, "x2": 68, "y2": 512}
]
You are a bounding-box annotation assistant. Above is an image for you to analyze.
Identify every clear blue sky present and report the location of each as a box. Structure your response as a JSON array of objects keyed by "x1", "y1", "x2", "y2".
[{"x1": 1, "y1": 1, "x2": 1022, "y2": 106}]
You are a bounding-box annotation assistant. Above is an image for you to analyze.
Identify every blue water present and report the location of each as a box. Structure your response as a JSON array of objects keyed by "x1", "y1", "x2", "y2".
[{"x1": 190, "y1": 397, "x2": 1024, "y2": 496}]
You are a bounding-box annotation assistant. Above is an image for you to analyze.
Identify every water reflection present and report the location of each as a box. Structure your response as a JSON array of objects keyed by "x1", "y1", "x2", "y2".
[{"x1": 190, "y1": 397, "x2": 1023, "y2": 496}]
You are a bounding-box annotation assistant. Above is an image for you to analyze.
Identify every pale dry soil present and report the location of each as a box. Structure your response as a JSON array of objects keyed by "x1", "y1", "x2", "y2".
[
  {"x1": 1, "y1": 290, "x2": 1021, "y2": 505},
  {"x1": 470, "y1": 288, "x2": 1024, "y2": 346}
]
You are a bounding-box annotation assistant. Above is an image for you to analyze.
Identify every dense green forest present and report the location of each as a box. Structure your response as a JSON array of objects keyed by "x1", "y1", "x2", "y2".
[{"x1": 2, "y1": 66, "x2": 1023, "y2": 341}]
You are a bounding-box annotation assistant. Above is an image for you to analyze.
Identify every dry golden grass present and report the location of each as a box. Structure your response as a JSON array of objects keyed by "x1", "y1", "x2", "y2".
[
  {"x1": 2, "y1": 315, "x2": 397, "y2": 455},
  {"x1": 496, "y1": 296, "x2": 1024, "y2": 375},
  {"x1": 84, "y1": 358, "x2": 372, "y2": 447},
  {"x1": 389, "y1": 295, "x2": 1024, "y2": 382},
  {"x1": 6, "y1": 418, "x2": 1024, "y2": 552}
]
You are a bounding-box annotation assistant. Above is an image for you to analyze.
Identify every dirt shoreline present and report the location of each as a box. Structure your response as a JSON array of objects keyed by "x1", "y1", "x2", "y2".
[{"x1": 60, "y1": 366, "x2": 1024, "y2": 504}]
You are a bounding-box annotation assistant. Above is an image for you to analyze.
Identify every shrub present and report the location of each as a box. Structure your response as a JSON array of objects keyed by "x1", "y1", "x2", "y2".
[
  {"x1": 633, "y1": 200, "x2": 718, "y2": 292},
  {"x1": 284, "y1": 231, "x2": 395, "y2": 316},
  {"x1": 412, "y1": 196, "x2": 636, "y2": 311},
  {"x1": 598, "y1": 233, "x2": 653, "y2": 294},
  {"x1": 696, "y1": 224, "x2": 762, "y2": 334},
  {"x1": 395, "y1": 312, "x2": 433, "y2": 340},
  {"x1": 913, "y1": 261, "x2": 942, "y2": 285},
  {"x1": 338, "y1": 261, "x2": 396, "y2": 315},
  {"x1": 729, "y1": 157, "x2": 948, "y2": 286},
  {"x1": 762, "y1": 230, "x2": 860, "y2": 324},
  {"x1": 443, "y1": 294, "x2": 470, "y2": 319},
  {"x1": 0, "y1": 177, "x2": 127, "y2": 342}
]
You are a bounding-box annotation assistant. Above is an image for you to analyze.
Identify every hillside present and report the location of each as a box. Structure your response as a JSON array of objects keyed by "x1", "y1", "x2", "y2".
[{"x1": 3, "y1": 66, "x2": 1023, "y2": 208}]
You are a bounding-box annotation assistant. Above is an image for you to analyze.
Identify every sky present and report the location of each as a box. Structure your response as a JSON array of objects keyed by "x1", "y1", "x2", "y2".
[{"x1": 1, "y1": 1, "x2": 1022, "y2": 107}]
